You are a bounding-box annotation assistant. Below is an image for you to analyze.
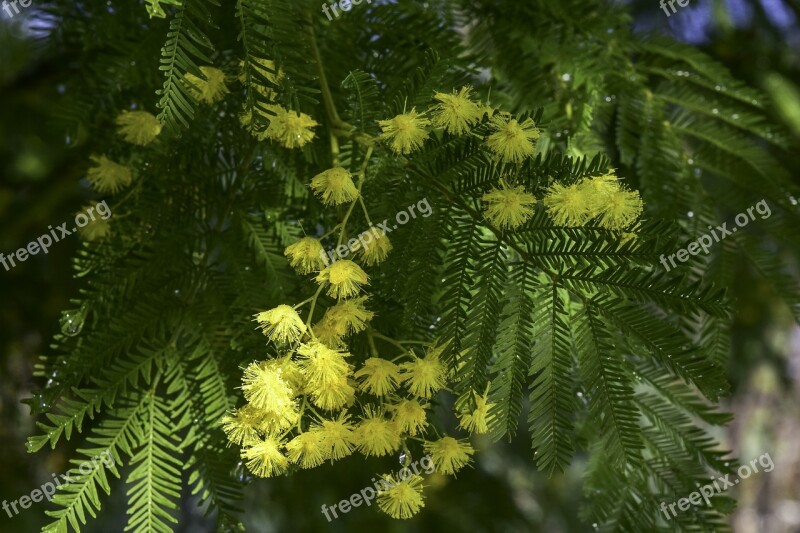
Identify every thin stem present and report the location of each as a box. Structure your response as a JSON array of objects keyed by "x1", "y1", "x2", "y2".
[{"x1": 305, "y1": 284, "x2": 326, "y2": 328}]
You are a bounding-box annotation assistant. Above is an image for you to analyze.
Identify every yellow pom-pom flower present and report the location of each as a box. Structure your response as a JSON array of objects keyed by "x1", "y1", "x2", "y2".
[
  {"x1": 284, "y1": 237, "x2": 326, "y2": 274},
  {"x1": 389, "y1": 399, "x2": 428, "y2": 436},
  {"x1": 354, "y1": 357, "x2": 401, "y2": 396},
  {"x1": 310, "y1": 167, "x2": 360, "y2": 206},
  {"x1": 221, "y1": 405, "x2": 263, "y2": 446},
  {"x1": 542, "y1": 182, "x2": 591, "y2": 227},
  {"x1": 184, "y1": 66, "x2": 229, "y2": 104},
  {"x1": 87, "y1": 155, "x2": 133, "y2": 195},
  {"x1": 378, "y1": 109, "x2": 430, "y2": 155},
  {"x1": 316, "y1": 260, "x2": 369, "y2": 299},
  {"x1": 254, "y1": 304, "x2": 307, "y2": 344},
  {"x1": 360, "y1": 230, "x2": 393, "y2": 266},
  {"x1": 242, "y1": 435, "x2": 289, "y2": 478},
  {"x1": 319, "y1": 296, "x2": 374, "y2": 336},
  {"x1": 263, "y1": 106, "x2": 318, "y2": 149},
  {"x1": 423, "y1": 436, "x2": 474, "y2": 475},
  {"x1": 241, "y1": 361, "x2": 297, "y2": 418},
  {"x1": 595, "y1": 187, "x2": 644, "y2": 230},
  {"x1": 430, "y1": 86, "x2": 484, "y2": 135},
  {"x1": 315, "y1": 412, "x2": 356, "y2": 460},
  {"x1": 485, "y1": 115, "x2": 539, "y2": 163},
  {"x1": 115, "y1": 110, "x2": 162, "y2": 146},
  {"x1": 354, "y1": 408, "x2": 401, "y2": 457},
  {"x1": 286, "y1": 430, "x2": 327, "y2": 469},
  {"x1": 296, "y1": 341, "x2": 352, "y2": 386},
  {"x1": 481, "y1": 183, "x2": 537, "y2": 230},
  {"x1": 399, "y1": 348, "x2": 447, "y2": 399},
  {"x1": 577, "y1": 172, "x2": 621, "y2": 216},
  {"x1": 78, "y1": 217, "x2": 111, "y2": 242},
  {"x1": 309, "y1": 374, "x2": 356, "y2": 411},
  {"x1": 376, "y1": 474, "x2": 426, "y2": 519},
  {"x1": 458, "y1": 390, "x2": 496, "y2": 434}
]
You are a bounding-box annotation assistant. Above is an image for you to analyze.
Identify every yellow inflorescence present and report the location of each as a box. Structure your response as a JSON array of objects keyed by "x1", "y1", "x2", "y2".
[
  {"x1": 310, "y1": 167, "x2": 360, "y2": 206},
  {"x1": 115, "y1": 110, "x2": 162, "y2": 146},
  {"x1": 87, "y1": 155, "x2": 133, "y2": 195},
  {"x1": 378, "y1": 109, "x2": 431, "y2": 155},
  {"x1": 184, "y1": 66, "x2": 229, "y2": 104},
  {"x1": 482, "y1": 183, "x2": 537, "y2": 230},
  {"x1": 485, "y1": 115, "x2": 540, "y2": 163},
  {"x1": 424, "y1": 436, "x2": 474, "y2": 475},
  {"x1": 376, "y1": 474, "x2": 426, "y2": 519},
  {"x1": 430, "y1": 86, "x2": 484, "y2": 135},
  {"x1": 284, "y1": 237, "x2": 326, "y2": 274}
]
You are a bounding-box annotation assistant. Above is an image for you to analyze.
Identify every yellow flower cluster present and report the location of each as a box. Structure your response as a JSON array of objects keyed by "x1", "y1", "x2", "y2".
[
  {"x1": 184, "y1": 66, "x2": 229, "y2": 105},
  {"x1": 543, "y1": 170, "x2": 644, "y2": 231}
]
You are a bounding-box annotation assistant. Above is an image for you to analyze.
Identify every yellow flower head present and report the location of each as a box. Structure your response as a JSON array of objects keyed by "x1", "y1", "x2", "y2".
[
  {"x1": 423, "y1": 436, "x2": 474, "y2": 475},
  {"x1": 184, "y1": 66, "x2": 229, "y2": 104},
  {"x1": 354, "y1": 407, "x2": 401, "y2": 457},
  {"x1": 376, "y1": 474, "x2": 426, "y2": 519},
  {"x1": 378, "y1": 109, "x2": 431, "y2": 155},
  {"x1": 254, "y1": 304, "x2": 307, "y2": 344},
  {"x1": 543, "y1": 182, "x2": 591, "y2": 227},
  {"x1": 431, "y1": 86, "x2": 484, "y2": 135},
  {"x1": 270, "y1": 354, "x2": 305, "y2": 392},
  {"x1": 79, "y1": 217, "x2": 111, "y2": 242},
  {"x1": 319, "y1": 296, "x2": 374, "y2": 337},
  {"x1": 360, "y1": 230, "x2": 393, "y2": 266},
  {"x1": 87, "y1": 155, "x2": 133, "y2": 195},
  {"x1": 221, "y1": 405, "x2": 263, "y2": 446},
  {"x1": 115, "y1": 110, "x2": 162, "y2": 146},
  {"x1": 241, "y1": 361, "x2": 297, "y2": 419},
  {"x1": 389, "y1": 399, "x2": 428, "y2": 436},
  {"x1": 481, "y1": 183, "x2": 537, "y2": 230},
  {"x1": 486, "y1": 115, "x2": 539, "y2": 163},
  {"x1": 577, "y1": 171, "x2": 621, "y2": 216},
  {"x1": 458, "y1": 390, "x2": 496, "y2": 435},
  {"x1": 595, "y1": 187, "x2": 644, "y2": 231},
  {"x1": 242, "y1": 435, "x2": 288, "y2": 478},
  {"x1": 316, "y1": 260, "x2": 369, "y2": 299},
  {"x1": 313, "y1": 319, "x2": 348, "y2": 349},
  {"x1": 286, "y1": 430, "x2": 327, "y2": 469},
  {"x1": 256, "y1": 404, "x2": 301, "y2": 435},
  {"x1": 310, "y1": 167, "x2": 360, "y2": 206},
  {"x1": 239, "y1": 58, "x2": 283, "y2": 97},
  {"x1": 296, "y1": 341, "x2": 352, "y2": 387},
  {"x1": 399, "y1": 348, "x2": 447, "y2": 399},
  {"x1": 263, "y1": 106, "x2": 318, "y2": 149},
  {"x1": 309, "y1": 374, "x2": 356, "y2": 411},
  {"x1": 315, "y1": 412, "x2": 356, "y2": 460},
  {"x1": 354, "y1": 357, "x2": 401, "y2": 397},
  {"x1": 284, "y1": 237, "x2": 326, "y2": 274}
]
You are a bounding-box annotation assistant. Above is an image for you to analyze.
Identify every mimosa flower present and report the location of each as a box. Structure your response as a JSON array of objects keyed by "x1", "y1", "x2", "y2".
[
  {"x1": 481, "y1": 183, "x2": 537, "y2": 229},
  {"x1": 378, "y1": 109, "x2": 430, "y2": 155},
  {"x1": 115, "y1": 110, "x2": 162, "y2": 146}
]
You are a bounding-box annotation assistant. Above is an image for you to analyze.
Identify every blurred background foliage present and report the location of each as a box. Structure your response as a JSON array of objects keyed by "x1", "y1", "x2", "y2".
[{"x1": 0, "y1": 0, "x2": 798, "y2": 531}]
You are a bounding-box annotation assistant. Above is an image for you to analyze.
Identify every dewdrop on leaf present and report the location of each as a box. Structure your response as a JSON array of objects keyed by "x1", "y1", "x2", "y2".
[
  {"x1": 310, "y1": 167, "x2": 360, "y2": 206},
  {"x1": 378, "y1": 109, "x2": 431, "y2": 155},
  {"x1": 115, "y1": 110, "x2": 162, "y2": 146},
  {"x1": 423, "y1": 436, "x2": 474, "y2": 475},
  {"x1": 481, "y1": 182, "x2": 537, "y2": 230},
  {"x1": 376, "y1": 474, "x2": 426, "y2": 519},
  {"x1": 87, "y1": 155, "x2": 133, "y2": 195},
  {"x1": 430, "y1": 86, "x2": 484, "y2": 135},
  {"x1": 485, "y1": 115, "x2": 539, "y2": 163}
]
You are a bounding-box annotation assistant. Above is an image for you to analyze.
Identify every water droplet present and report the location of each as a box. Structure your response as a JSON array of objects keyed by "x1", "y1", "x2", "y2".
[
  {"x1": 687, "y1": 158, "x2": 694, "y2": 165},
  {"x1": 711, "y1": 108, "x2": 719, "y2": 115},
  {"x1": 60, "y1": 305, "x2": 88, "y2": 337},
  {"x1": 687, "y1": 211, "x2": 694, "y2": 218},
  {"x1": 731, "y1": 114, "x2": 739, "y2": 120},
  {"x1": 561, "y1": 73, "x2": 571, "y2": 82}
]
